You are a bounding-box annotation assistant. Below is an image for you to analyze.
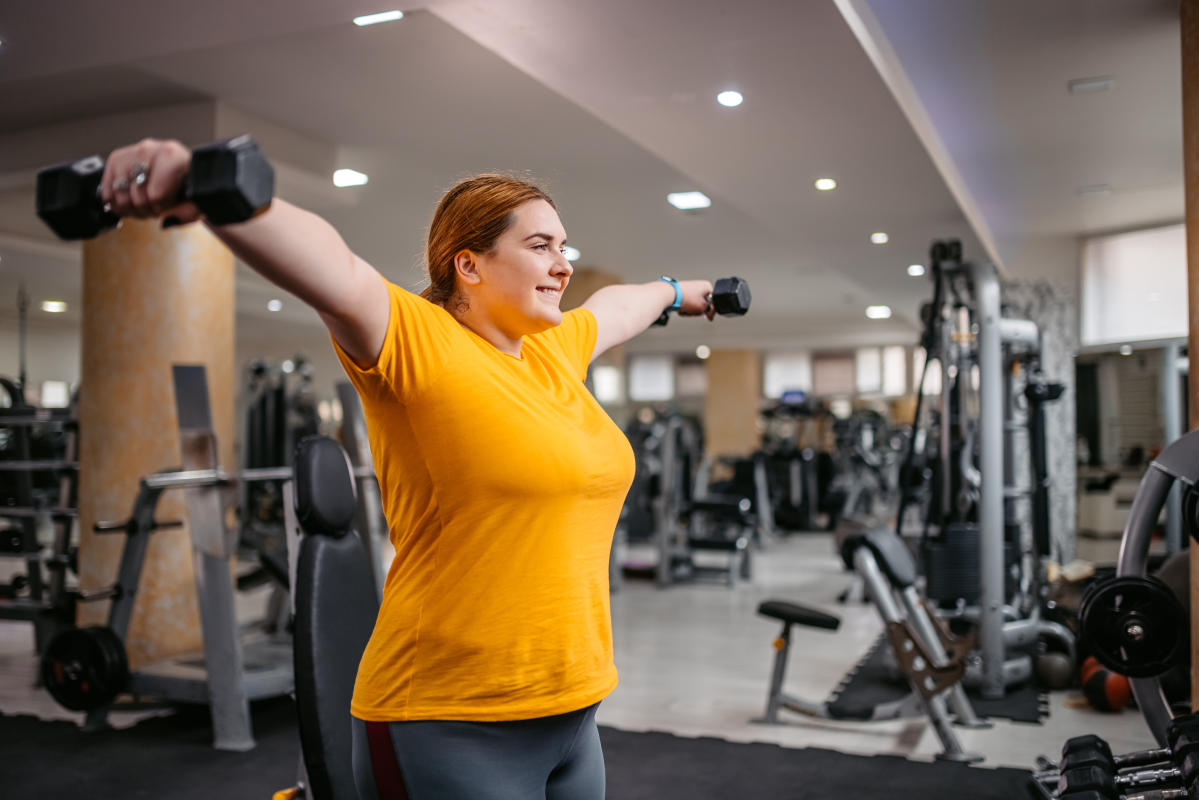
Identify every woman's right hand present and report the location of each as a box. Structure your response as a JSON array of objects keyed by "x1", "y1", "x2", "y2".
[{"x1": 100, "y1": 138, "x2": 203, "y2": 227}]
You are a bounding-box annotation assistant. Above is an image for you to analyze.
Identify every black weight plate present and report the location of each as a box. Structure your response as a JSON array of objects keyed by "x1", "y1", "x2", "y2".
[
  {"x1": 1079, "y1": 576, "x2": 1188, "y2": 679},
  {"x1": 40, "y1": 625, "x2": 129, "y2": 712}
]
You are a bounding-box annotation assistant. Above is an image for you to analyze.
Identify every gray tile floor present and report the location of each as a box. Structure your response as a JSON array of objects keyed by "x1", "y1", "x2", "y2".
[
  {"x1": 603, "y1": 533, "x2": 1156, "y2": 771},
  {"x1": 0, "y1": 531, "x2": 1159, "y2": 774}
]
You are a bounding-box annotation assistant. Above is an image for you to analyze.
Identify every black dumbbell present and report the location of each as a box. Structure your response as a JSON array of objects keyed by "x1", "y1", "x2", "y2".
[
  {"x1": 36, "y1": 133, "x2": 274, "y2": 240},
  {"x1": 1061, "y1": 734, "x2": 1174, "y2": 775},
  {"x1": 1059, "y1": 764, "x2": 1187, "y2": 799},
  {"x1": 653, "y1": 276, "x2": 751, "y2": 327}
]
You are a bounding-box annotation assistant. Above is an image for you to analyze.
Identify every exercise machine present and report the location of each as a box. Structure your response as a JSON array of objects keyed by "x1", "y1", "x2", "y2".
[{"x1": 755, "y1": 526, "x2": 988, "y2": 762}]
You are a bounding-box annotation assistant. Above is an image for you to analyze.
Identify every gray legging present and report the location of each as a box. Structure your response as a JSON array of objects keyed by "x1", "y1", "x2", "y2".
[{"x1": 351, "y1": 703, "x2": 605, "y2": 800}]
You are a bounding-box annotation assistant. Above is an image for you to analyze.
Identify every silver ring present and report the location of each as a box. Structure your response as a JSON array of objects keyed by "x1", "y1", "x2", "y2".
[
  {"x1": 112, "y1": 176, "x2": 131, "y2": 191},
  {"x1": 129, "y1": 162, "x2": 149, "y2": 188}
]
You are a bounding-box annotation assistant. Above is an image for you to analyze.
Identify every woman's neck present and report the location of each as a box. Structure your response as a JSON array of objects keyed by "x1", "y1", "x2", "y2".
[{"x1": 450, "y1": 299, "x2": 523, "y2": 357}]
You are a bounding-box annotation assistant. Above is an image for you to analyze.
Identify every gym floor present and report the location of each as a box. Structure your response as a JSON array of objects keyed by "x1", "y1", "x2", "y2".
[{"x1": 0, "y1": 531, "x2": 1154, "y2": 779}]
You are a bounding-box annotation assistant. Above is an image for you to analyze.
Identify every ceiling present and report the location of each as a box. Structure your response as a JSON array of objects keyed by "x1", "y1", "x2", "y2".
[{"x1": 0, "y1": 0, "x2": 1184, "y2": 357}]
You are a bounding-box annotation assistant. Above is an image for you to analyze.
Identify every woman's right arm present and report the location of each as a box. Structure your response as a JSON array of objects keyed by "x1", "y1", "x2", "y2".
[{"x1": 101, "y1": 138, "x2": 390, "y2": 369}]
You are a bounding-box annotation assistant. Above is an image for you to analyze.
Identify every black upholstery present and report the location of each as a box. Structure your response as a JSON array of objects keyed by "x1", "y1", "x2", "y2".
[
  {"x1": 688, "y1": 495, "x2": 754, "y2": 524},
  {"x1": 840, "y1": 529, "x2": 917, "y2": 589},
  {"x1": 294, "y1": 436, "x2": 358, "y2": 538},
  {"x1": 757, "y1": 600, "x2": 840, "y2": 631},
  {"x1": 292, "y1": 436, "x2": 379, "y2": 800}
]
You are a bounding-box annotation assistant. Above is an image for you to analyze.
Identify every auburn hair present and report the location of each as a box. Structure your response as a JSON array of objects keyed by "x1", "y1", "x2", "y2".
[{"x1": 421, "y1": 174, "x2": 556, "y2": 308}]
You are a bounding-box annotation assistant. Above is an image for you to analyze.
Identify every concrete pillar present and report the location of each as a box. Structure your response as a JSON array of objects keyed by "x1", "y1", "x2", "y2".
[
  {"x1": 1181, "y1": 0, "x2": 1199, "y2": 708},
  {"x1": 703, "y1": 349, "x2": 761, "y2": 459},
  {"x1": 76, "y1": 219, "x2": 235, "y2": 669}
]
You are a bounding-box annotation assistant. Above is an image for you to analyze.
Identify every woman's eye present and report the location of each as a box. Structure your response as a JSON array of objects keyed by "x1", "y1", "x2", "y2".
[{"x1": 533, "y1": 243, "x2": 548, "y2": 250}]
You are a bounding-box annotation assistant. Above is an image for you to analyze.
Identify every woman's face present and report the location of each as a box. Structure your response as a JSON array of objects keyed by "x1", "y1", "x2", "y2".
[{"x1": 471, "y1": 199, "x2": 574, "y2": 336}]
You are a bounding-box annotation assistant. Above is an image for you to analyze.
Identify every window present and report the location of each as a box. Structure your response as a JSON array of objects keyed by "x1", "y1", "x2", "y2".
[
  {"x1": 1081, "y1": 224, "x2": 1186, "y2": 346},
  {"x1": 813, "y1": 353, "x2": 855, "y2": 396},
  {"x1": 912, "y1": 348, "x2": 942, "y2": 395},
  {"x1": 628, "y1": 355, "x2": 674, "y2": 402},
  {"x1": 592, "y1": 365, "x2": 624, "y2": 405},
  {"x1": 763, "y1": 353, "x2": 812, "y2": 399},
  {"x1": 40, "y1": 380, "x2": 70, "y2": 408},
  {"x1": 882, "y1": 346, "x2": 907, "y2": 396},
  {"x1": 855, "y1": 348, "x2": 881, "y2": 394}
]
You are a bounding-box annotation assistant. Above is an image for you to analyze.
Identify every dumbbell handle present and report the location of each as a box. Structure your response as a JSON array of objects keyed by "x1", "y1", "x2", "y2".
[
  {"x1": 1047, "y1": 766, "x2": 1183, "y2": 787},
  {"x1": 1118, "y1": 751, "x2": 1179, "y2": 771},
  {"x1": 1125, "y1": 790, "x2": 1188, "y2": 800},
  {"x1": 1120, "y1": 767, "x2": 1183, "y2": 789}
]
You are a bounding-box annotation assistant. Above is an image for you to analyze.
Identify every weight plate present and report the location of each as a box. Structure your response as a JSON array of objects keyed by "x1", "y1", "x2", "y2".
[
  {"x1": 40, "y1": 625, "x2": 129, "y2": 712},
  {"x1": 1079, "y1": 576, "x2": 1188, "y2": 679}
]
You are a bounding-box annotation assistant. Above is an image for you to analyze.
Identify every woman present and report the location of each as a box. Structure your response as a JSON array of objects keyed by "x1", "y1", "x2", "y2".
[{"x1": 101, "y1": 139, "x2": 717, "y2": 799}]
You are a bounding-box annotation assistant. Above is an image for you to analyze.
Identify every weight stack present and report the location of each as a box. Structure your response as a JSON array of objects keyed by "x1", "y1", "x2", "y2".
[
  {"x1": 925, "y1": 523, "x2": 981, "y2": 605},
  {"x1": 924, "y1": 522, "x2": 1020, "y2": 607}
]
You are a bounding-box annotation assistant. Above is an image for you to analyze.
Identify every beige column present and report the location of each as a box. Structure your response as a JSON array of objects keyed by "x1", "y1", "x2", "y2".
[
  {"x1": 76, "y1": 219, "x2": 235, "y2": 669},
  {"x1": 703, "y1": 349, "x2": 762, "y2": 459}
]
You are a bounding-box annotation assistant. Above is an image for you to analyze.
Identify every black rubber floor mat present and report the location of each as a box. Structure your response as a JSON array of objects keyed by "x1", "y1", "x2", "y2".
[{"x1": 827, "y1": 634, "x2": 1049, "y2": 724}]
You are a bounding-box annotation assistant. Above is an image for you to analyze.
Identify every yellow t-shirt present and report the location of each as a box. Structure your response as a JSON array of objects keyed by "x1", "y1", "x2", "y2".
[{"x1": 333, "y1": 281, "x2": 635, "y2": 721}]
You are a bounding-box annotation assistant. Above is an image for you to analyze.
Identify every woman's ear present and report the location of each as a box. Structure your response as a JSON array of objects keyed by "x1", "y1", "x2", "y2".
[{"x1": 454, "y1": 250, "x2": 482, "y2": 286}]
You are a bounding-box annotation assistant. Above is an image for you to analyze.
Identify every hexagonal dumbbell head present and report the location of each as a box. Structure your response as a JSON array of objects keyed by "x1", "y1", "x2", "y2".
[
  {"x1": 187, "y1": 134, "x2": 274, "y2": 226},
  {"x1": 36, "y1": 155, "x2": 119, "y2": 240},
  {"x1": 712, "y1": 276, "x2": 750, "y2": 316}
]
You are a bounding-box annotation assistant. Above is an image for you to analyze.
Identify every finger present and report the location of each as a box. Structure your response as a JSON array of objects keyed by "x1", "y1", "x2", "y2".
[
  {"x1": 145, "y1": 142, "x2": 189, "y2": 217},
  {"x1": 127, "y1": 162, "x2": 152, "y2": 216},
  {"x1": 99, "y1": 147, "x2": 126, "y2": 208}
]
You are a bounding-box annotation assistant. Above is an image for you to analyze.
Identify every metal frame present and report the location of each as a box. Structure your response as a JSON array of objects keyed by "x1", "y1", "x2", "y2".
[
  {"x1": 1116, "y1": 428, "x2": 1199, "y2": 746},
  {"x1": 757, "y1": 537, "x2": 985, "y2": 762}
]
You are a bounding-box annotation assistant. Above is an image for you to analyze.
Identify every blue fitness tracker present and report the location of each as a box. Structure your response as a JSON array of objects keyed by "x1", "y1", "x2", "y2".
[{"x1": 659, "y1": 276, "x2": 683, "y2": 309}]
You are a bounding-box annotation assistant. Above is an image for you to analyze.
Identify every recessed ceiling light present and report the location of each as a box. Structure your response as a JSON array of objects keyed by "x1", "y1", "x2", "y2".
[
  {"x1": 696, "y1": 345, "x2": 711, "y2": 360},
  {"x1": 281, "y1": 359, "x2": 296, "y2": 374},
  {"x1": 1119, "y1": 345, "x2": 1133, "y2": 356},
  {"x1": 333, "y1": 169, "x2": 369, "y2": 187},
  {"x1": 814, "y1": 178, "x2": 837, "y2": 191},
  {"x1": 865, "y1": 305, "x2": 892, "y2": 319},
  {"x1": 1077, "y1": 184, "x2": 1112, "y2": 197},
  {"x1": 41, "y1": 301, "x2": 67, "y2": 313},
  {"x1": 354, "y1": 10, "x2": 404, "y2": 26},
  {"x1": 267, "y1": 299, "x2": 283, "y2": 312},
  {"x1": 1068, "y1": 76, "x2": 1115, "y2": 95},
  {"x1": 717, "y1": 90, "x2": 743, "y2": 108},
  {"x1": 667, "y1": 191, "x2": 711, "y2": 211},
  {"x1": 907, "y1": 264, "x2": 925, "y2": 277},
  {"x1": 563, "y1": 245, "x2": 581, "y2": 262},
  {"x1": 870, "y1": 232, "x2": 889, "y2": 244}
]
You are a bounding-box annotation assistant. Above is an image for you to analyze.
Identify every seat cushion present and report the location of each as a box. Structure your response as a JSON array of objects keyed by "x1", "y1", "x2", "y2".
[
  {"x1": 294, "y1": 436, "x2": 357, "y2": 538},
  {"x1": 294, "y1": 532, "x2": 379, "y2": 800},
  {"x1": 757, "y1": 600, "x2": 840, "y2": 631}
]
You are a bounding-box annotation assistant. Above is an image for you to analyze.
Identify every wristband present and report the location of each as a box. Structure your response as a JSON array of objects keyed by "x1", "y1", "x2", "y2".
[{"x1": 659, "y1": 276, "x2": 683, "y2": 309}]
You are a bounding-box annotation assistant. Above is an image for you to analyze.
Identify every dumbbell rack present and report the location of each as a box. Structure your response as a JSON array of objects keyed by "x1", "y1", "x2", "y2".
[{"x1": 1031, "y1": 717, "x2": 1199, "y2": 799}]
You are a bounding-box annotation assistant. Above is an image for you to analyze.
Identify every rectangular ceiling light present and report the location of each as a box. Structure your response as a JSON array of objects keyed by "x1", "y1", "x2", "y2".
[
  {"x1": 354, "y1": 10, "x2": 404, "y2": 26},
  {"x1": 667, "y1": 191, "x2": 711, "y2": 211},
  {"x1": 334, "y1": 169, "x2": 369, "y2": 187},
  {"x1": 1068, "y1": 76, "x2": 1114, "y2": 94}
]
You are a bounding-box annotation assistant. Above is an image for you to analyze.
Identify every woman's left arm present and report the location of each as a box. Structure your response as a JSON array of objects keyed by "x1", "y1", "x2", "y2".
[{"x1": 582, "y1": 279, "x2": 714, "y2": 364}]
